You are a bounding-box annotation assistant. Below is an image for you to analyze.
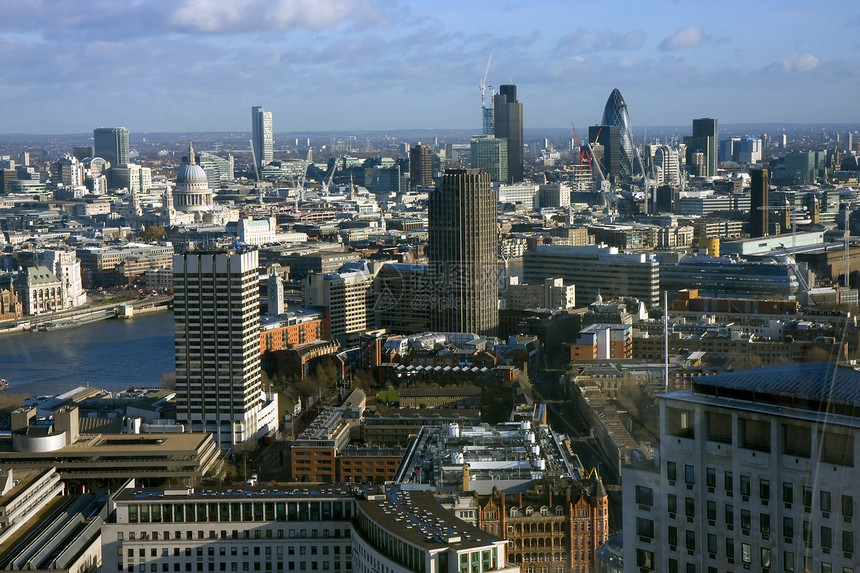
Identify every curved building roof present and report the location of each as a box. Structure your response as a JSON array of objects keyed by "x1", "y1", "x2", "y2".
[{"x1": 600, "y1": 88, "x2": 634, "y2": 179}]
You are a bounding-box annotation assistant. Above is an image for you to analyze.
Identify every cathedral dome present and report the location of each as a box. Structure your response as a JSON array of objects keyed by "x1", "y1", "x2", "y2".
[{"x1": 177, "y1": 163, "x2": 208, "y2": 184}]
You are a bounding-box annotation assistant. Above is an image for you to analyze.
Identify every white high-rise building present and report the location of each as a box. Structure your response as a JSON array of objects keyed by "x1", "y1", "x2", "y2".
[
  {"x1": 251, "y1": 106, "x2": 274, "y2": 170},
  {"x1": 37, "y1": 249, "x2": 86, "y2": 308},
  {"x1": 623, "y1": 363, "x2": 860, "y2": 573},
  {"x1": 173, "y1": 250, "x2": 278, "y2": 449},
  {"x1": 653, "y1": 145, "x2": 680, "y2": 185}
]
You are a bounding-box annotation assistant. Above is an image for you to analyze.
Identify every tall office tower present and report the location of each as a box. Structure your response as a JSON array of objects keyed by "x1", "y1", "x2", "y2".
[
  {"x1": 93, "y1": 127, "x2": 129, "y2": 167},
  {"x1": 750, "y1": 168, "x2": 769, "y2": 237},
  {"x1": 600, "y1": 88, "x2": 634, "y2": 180},
  {"x1": 493, "y1": 84, "x2": 524, "y2": 182},
  {"x1": 588, "y1": 124, "x2": 621, "y2": 182},
  {"x1": 429, "y1": 169, "x2": 498, "y2": 336},
  {"x1": 251, "y1": 106, "x2": 273, "y2": 170},
  {"x1": 409, "y1": 143, "x2": 434, "y2": 187},
  {"x1": 623, "y1": 362, "x2": 860, "y2": 573},
  {"x1": 173, "y1": 250, "x2": 278, "y2": 449},
  {"x1": 653, "y1": 145, "x2": 680, "y2": 185},
  {"x1": 693, "y1": 117, "x2": 719, "y2": 175},
  {"x1": 470, "y1": 135, "x2": 508, "y2": 182}
]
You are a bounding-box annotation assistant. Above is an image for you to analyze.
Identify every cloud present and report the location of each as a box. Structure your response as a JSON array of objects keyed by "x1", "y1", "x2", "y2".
[
  {"x1": 168, "y1": 0, "x2": 360, "y2": 33},
  {"x1": 557, "y1": 28, "x2": 646, "y2": 53},
  {"x1": 781, "y1": 53, "x2": 820, "y2": 72},
  {"x1": 659, "y1": 25, "x2": 709, "y2": 51}
]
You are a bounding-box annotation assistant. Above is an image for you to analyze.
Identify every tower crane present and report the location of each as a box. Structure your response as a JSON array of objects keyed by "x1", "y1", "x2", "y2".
[
  {"x1": 480, "y1": 54, "x2": 494, "y2": 135},
  {"x1": 249, "y1": 139, "x2": 262, "y2": 205}
]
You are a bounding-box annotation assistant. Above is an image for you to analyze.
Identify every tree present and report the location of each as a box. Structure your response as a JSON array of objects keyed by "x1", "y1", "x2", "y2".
[{"x1": 140, "y1": 225, "x2": 167, "y2": 242}]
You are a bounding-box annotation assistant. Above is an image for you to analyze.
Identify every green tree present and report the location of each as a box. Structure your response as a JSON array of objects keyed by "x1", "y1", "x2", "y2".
[{"x1": 140, "y1": 225, "x2": 167, "y2": 242}]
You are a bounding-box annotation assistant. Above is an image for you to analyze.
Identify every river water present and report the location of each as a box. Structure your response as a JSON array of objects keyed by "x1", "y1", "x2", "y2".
[{"x1": 0, "y1": 311, "x2": 175, "y2": 398}]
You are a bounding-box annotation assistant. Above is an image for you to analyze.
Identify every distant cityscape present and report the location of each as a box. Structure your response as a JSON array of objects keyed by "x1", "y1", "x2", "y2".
[{"x1": 1, "y1": 83, "x2": 860, "y2": 573}]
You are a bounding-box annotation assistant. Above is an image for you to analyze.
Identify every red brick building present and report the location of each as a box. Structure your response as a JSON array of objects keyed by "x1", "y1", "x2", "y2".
[{"x1": 476, "y1": 478, "x2": 610, "y2": 573}]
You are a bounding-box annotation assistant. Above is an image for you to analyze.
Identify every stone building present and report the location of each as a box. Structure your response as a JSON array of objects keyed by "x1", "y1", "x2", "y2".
[{"x1": 476, "y1": 478, "x2": 610, "y2": 573}]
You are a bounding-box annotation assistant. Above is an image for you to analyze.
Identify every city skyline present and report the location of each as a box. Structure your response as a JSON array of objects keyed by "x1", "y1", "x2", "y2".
[{"x1": 1, "y1": 0, "x2": 858, "y2": 134}]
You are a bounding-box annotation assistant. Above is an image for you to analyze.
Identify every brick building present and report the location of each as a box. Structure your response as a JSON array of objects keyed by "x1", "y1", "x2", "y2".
[{"x1": 476, "y1": 478, "x2": 610, "y2": 573}]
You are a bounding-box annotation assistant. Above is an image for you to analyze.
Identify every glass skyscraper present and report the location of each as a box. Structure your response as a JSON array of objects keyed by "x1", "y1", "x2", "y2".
[
  {"x1": 93, "y1": 127, "x2": 129, "y2": 167},
  {"x1": 600, "y1": 88, "x2": 634, "y2": 179},
  {"x1": 251, "y1": 106, "x2": 273, "y2": 171}
]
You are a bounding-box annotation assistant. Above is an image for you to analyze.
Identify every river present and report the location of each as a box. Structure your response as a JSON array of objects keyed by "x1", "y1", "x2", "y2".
[{"x1": 0, "y1": 311, "x2": 175, "y2": 398}]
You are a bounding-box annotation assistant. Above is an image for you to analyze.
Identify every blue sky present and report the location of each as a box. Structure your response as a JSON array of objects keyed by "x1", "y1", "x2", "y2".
[{"x1": 1, "y1": 0, "x2": 857, "y2": 134}]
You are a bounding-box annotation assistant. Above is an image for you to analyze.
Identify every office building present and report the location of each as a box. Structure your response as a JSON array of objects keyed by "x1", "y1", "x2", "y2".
[
  {"x1": 623, "y1": 362, "x2": 860, "y2": 573},
  {"x1": 173, "y1": 251, "x2": 278, "y2": 449},
  {"x1": 470, "y1": 135, "x2": 508, "y2": 182},
  {"x1": 684, "y1": 118, "x2": 718, "y2": 177},
  {"x1": 523, "y1": 244, "x2": 660, "y2": 307},
  {"x1": 653, "y1": 145, "x2": 680, "y2": 185},
  {"x1": 102, "y1": 484, "x2": 518, "y2": 573},
  {"x1": 304, "y1": 260, "x2": 379, "y2": 345},
  {"x1": 599, "y1": 88, "x2": 634, "y2": 180},
  {"x1": 750, "y1": 168, "x2": 769, "y2": 238},
  {"x1": 371, "y1": 262, "x2": 432, "y2": 334},
  {"x1": 93, "y1": 127, "x2": 129, "y2": 167},
  {"x1": 409, "y1": 143, "x2": 434, "y2": 187},
  {"x1": 251, "y1": 106, "x2": 273, "y2": 169},
  {"x1": 589, "y1": 124, "x2": 622, "y2": 183},
  {"x1": 738, "y1": 137, "x2": 762, "y2": 164},
  {"x1": 429, "y1": 169, "x2": 498, "y2": 336},
  {"x1": 493, "y1": 84, "x2": 523, "y2": 182}
]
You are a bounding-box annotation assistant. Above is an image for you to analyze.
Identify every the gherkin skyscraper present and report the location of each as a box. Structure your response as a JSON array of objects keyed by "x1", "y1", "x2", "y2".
[{"x1": 600, "y1": 88, "x2": 634, "y2": 179}]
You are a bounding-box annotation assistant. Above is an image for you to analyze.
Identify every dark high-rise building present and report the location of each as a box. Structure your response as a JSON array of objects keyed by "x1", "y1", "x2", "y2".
[
  {"x1": 429, "y1": 169, "x2": 498, "y2": 336},
  {"x1": 684, "y1": 118, "x2": 718, "y2": 177},
  {"x1": 600, "y1": 88, "x2": 633, "y2": 180},
  {"x1": 588, "y1": 124, "x2": 621, "y2": 182},
  {"x1": 409, "y1": 143, "x2": 433, "y2": 187},
  {"x1": 750, "y1": 168, "x2": 769, "y2": 237},
  {"x1": 93, "y1": 127, "x2": 129, "y2": 167},
  {"x1": 493, "y1": 84, "x2": 523, "y2": 183}
]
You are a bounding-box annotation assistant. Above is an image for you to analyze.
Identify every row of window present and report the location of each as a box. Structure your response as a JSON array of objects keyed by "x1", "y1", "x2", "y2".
[
  {"x1": 127, "y1": 501, "x2": 353, "y2": 524},
  {"x1": 120, "y1": 527, "x2": 351, "y2": 542},
  {"x1": 638, "y1": 550, "x2": 855, "y2": 573}
]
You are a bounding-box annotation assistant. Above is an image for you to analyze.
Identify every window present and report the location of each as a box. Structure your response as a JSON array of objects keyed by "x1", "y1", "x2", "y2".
[
  {"x1": 783, "y1": 482, "x2": 794, "y2": 505},
  {"x1": 667, "y1": 407, "x2": 694, "y2": 438},
  {"x1": 706, "y1": 412, "x2": 732, "y2": 443},
  {"x1": 803, "y1": 487, "x2": 813, "y2": 509},
  {"x1": 636, "y1": 550, "x2": 654, "y2": 570},
  {"x1": 667, "y1": 461, "x2": 677, "y2": 482},
  {"x1": 760, "y1": 480, "x2": 771, "y2": 502},
  {"x1": 685, "y1": 530, "x2": 696, "y2": 551},
  {"x1": 740, "y1": 418, "x2": 770, "y2": 452},
  {"x1": 668, "y1": 526, "x2": 678, "y2": 547},
  {"x1": 706, "y1": 468, "x2": 716, "y2": 489},
  {"x1": 740, "y1": 475, "x2": 751, "y2": 497},
  {"x1": 842, "y1": 495, "x2": 854, "y2": 519},
  {"x1": 636, "y1": 486, "x2": 653, "y2": 507},
  {"x1": 741, "y1": 543, "x2": 751, "y2": 564},
  {"x1": 726, "y1": 538, "x2": 735, "y2": 559},
  {"x1": 784, "y1": 516, "x2": 794, "y2": 538},
  {"x1": 821, "y1": 526, "x2": 832, "y2": 549},
  {"x1": 636, "y1": 518, "x2": 654, "y2": 538},
  {"x1": 760, "y1": 513, "x2": 771, "y2": 534},
  {"x1": 842, "y1": 531, "x2": 854, "y2": 554},
  {"x1": 707, "y1": 501, "x2": 716, "y2": 521},
  {"x1": 685, "y1": 465, "x2": 695, "y2": 485},
  {"x1": 784, "y1": 551, "x2": 795, "y2": 572},
  {"x1": 668, "y1": 494, "x2": 677, "y2": 514},
  {"x1": 725, "y1": 504, "x2": 734, "y2": 526},
  {"x1": 821, "y1": 491, "x2": 832, "y2": 514},
  {"x1": 741, "y1": 509, "x2": 751, "y2": 530},
  {"x1": 707, "y1": 534, "x2": 717, "y2": 554},
  {"x1": 725, "y1": 471, "x2": 733, "y2": 495},
  {"x1": 685, "y1": 498, "x2": 695, "y2": 518},
  {"x1": 821, "y1": 432, "x2": 853, "y2": 466},
  {"x1": 803, "y1": 520, "x2": 812, "y2": 545},
  {"x1": 783, "y1": 424, "x2": 811, "y2": 457},
  {"x1": 761, "y1": 548, "x2": 771, "y2": 568}
]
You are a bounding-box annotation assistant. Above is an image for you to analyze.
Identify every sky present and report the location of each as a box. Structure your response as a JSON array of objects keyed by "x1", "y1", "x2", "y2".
[{"x1": 1, "y1": 0, "x2": 858, "y2": 134}]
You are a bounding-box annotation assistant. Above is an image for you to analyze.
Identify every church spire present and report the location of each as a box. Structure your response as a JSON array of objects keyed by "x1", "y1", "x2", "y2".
[{"x1": 188, "y1": 140, "x2": 195, "y2": 165}]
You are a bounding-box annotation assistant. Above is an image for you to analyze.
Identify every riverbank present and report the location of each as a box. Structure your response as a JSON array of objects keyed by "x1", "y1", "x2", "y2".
[{"x1": 0, "y1": 295, "x2": 172, "y2": 335}]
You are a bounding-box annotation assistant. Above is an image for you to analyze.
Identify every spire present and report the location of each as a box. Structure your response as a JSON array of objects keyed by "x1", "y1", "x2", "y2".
[{"x1": 188, "y1": 140, "x2": 196, "y2": 165}]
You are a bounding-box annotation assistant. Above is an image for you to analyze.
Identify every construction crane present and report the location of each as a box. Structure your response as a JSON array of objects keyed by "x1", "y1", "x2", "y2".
[
  {"x1": 480, "y1": 54, "x2": 494, "y2": 135},
  {"x1": 295, "y1": 148, "x2": 313, "y2": 208},
  {"x1": 320, "y1": 157, "x2": 340, "y2": 196},
  {"x1": 248, "y1": 139, "x2": 262, "y2": 205}
]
